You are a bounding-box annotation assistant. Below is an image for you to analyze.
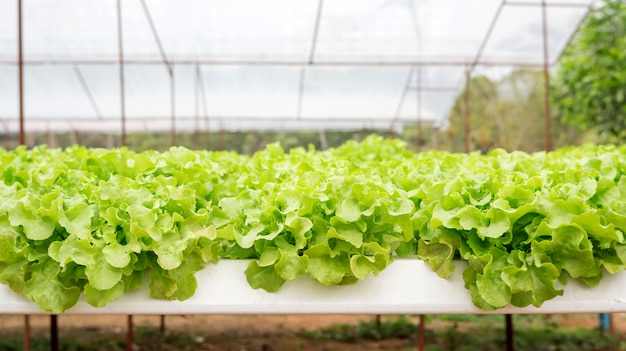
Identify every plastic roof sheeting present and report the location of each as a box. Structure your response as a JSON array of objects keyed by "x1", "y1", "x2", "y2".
[{"x1": 0, "y1": 0, "x2": 594, "y2": 134}]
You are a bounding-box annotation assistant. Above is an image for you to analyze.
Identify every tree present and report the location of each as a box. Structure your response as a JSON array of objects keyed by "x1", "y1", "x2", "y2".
[
  {"x1": 442, "y1": 69, "x2": 586, "y2": 153},
  {"x1": 551, "y1": 0, "x2": 626, "y2": 141}
]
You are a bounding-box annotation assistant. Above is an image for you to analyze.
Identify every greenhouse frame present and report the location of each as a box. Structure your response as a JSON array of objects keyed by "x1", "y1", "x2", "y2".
[{"x1": 1, "y1": 1, "x2": 619, "y2": 351}]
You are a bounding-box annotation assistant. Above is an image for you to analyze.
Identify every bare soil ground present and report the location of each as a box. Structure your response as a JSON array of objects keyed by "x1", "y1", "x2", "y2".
[{"x1": 0, "y1": 313, "x2": 625, "y2": 350}]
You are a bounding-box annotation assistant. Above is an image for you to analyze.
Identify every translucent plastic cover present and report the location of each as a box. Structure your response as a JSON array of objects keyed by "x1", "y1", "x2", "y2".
[{"x1": 0, "y1": 0, "x2": 594, "y2": 134}]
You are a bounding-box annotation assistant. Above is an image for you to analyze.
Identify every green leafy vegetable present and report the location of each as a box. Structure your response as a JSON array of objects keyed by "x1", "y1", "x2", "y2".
[{"x1": 1, "y1": 137, "x2": 626, "y2": 312}]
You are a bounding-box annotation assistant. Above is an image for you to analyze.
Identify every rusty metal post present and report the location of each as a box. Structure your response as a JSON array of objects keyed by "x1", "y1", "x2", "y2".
[
  {"x1": 415, "y1": 67, "x2": 422, "y2": 152},
  {"x1": 464, "y1": 67, "x2": 471, "y2": 153},
  {"x1": 170, "y1": 65, "x2": 176, "y2": 146},
  {"x1": 117, "y1": 0, "x2": 126, "y2": 147},
  {"x1": 18, "y1": 2, "x2": 29, "y2": 349},
  {"x1": 23, "y1": 315, "x2": 30, "y2": 351},
  {"x1": 196, "y1": 65, "x2": 211, "y2": 150},
  {"x1": 117, "y1": 2, "x2": 133, "y2": 350},
  {"x1": 126, "y1": 315, "x2": 134, "y2": 351},
  {"x1": 194, "y1": 64, "x2": 200, "y2": 149},
  {"x1": 18, "y1": 0, "x2": 24, "y2": 145},
  {"x1": 418, "y1": 314, "x2": 425, "y2": 351},
  {"x1": 219, "y1": 121, "x2": 225, "y2": 150},
  {"x1": 541, "y1": 0, "x2": 552, "y2": 152}
]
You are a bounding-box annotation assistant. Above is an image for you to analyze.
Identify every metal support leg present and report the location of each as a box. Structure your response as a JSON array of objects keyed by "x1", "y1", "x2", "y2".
[
  {"x1": 418, "y1": 314, "x2": 425, "y2": 351},
  {"x1": 51, "y1": 315, "x2": 58, "y2": 351},
  {"x1": 24, "y1": 315, "x2": 31, "y2": 351},
  {"x1": 506, "y1": 314, "x2": 514, "y2": 351},
  {"x1": 126, "y1": 315, "x2": 134, "y2": 351}
]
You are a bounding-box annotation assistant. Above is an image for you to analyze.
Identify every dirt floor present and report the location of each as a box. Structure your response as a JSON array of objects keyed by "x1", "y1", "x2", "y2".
[{"x1": 1, "y1": 313, "x2": 626, "y2": 351}]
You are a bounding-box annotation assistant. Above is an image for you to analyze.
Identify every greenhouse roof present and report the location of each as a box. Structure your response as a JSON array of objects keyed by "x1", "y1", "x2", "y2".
[{"x1": 0, "y1": 0, "x2": 594, "y2": 135}]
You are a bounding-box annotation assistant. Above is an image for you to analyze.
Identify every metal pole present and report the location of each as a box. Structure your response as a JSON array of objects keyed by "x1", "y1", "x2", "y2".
[
  {"x1": 18, "y1": 2, "x2": 29, "y2": 348},
  {"x1": 17, "y1": 0, "x2": 25, "y2": 146},
  {"x1": 418, "y1": 314, "x2": 425, "y2": 351},
  {"x1": 219, "y1": 122, "x2": 225, "y2": 150},
  {"x1": 2, "y1": 58, "x2": 577, "y2": 67},
  {"x1": 194, "y1": 64, "x2": 200, "y2": 149},
  {"x1": 51, "y1": 315, "x2": 59, "y2": 351},
  {"x1": 170, "y1": 65, "x2": 176, "y2": 146},
  {"x1": 415, "y1": 67, "x2": 422, "y2": 152},
  {"x1": 505, "y1": 314, "x2": 514, "y2": 351},
  {"x1": 117, "y1": 3, "x2": 133, "y2": 350},
  {"x1": 541, "y1": 0, "x2": 552, "y2": 152},
  {"x1": 126, "y1": 315, "x2": 134, "y2": 351},
  {"x1": 464, "y1": 68, "x2": 471, "y2": 153},
  {"x1": 197, "y1": 66, "x2": 211, "y2": 149},
  {"x1": 1, "y1": 119, "x2": 11, "y2": 149},
  {"x1": 117, "y1": 0, "x2": 126, "y2": 147},
  {"x1": 24, "y1": 315, "x2": 31, "y2": 351}
]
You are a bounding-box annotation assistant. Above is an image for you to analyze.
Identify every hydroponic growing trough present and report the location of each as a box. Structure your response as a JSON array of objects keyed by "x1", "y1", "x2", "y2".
[
  {"x1": 2, "y1": 259, "x2": 626, "y2": 315},
  {"x1": 2, "y1": 137, "x2": 626, "y2": 314}
]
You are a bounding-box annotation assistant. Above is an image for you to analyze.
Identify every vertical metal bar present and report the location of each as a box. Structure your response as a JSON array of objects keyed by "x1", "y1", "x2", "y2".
[
  {"x1": 118, "y1": 1, "x2": 132, "y2": 349},
  {"x1": 23, "y1": 315, "x2": 31, "y2": 351},
  {"x1": 197, "y1": 66, "x2": 211, "y2": 149},
  {"x1": 18, "y1": 0, "x2": 24, "y2": 146},
  {"x1": 204, "y1": 116, "x2": 211, "y2": 149},
  {"x1": 194, "y1": 64, "x2": 200, "y2": 149},
  {"x1": 170, "y1": 65, "x2": 176, "y2": 146},
  {"x1": 160, "y1": 315, "x2": 165, "y2": 334},
  {"x1": 418, "y1": 314, "x2": 425, "y2": 351},
  {"x1": 117, "y1": 0, "x2": 127, "y2": 147},
  {"x1": 541, "y1": 0, "x2": 552, "y2": 152},
  {"x1": 415, "y1": 67, "x2": 422, "y2": 152},
  {"x1": 18, "y1": 2, "x2": 29, "y2": 348},
  {"x1": 51, "y1": 315, "x2": 59, "y2": 351},
  {"x1": 126, "y1": 315, "x2": 134, "y2": 351},
  {"x1": 1, "y1": 119, "x2": 11, "y2": 149},
  {"x1": 219, "y1": 121, "x2": 225, "y2": 150},
  {"x1": 464, "y1": 67, "x2": 471, "y2": 153},
  {"x1": 506, "y1": 314, "x2": 514, "y2": 351}
]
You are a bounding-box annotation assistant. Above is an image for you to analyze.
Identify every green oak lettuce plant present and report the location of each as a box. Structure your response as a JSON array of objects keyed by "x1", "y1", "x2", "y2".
[{"x1": 1, "y1": 136, "x2": 626, "y2": 313}]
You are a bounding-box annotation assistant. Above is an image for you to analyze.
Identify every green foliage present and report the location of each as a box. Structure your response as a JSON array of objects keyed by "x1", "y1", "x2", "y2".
[
  {"x1": 552, "y1": 0, "x2": 626, "y2": 140},
  {"x1": 446, "y1": 70, "x2": 586, "y2": 153},
  {"x1": 2, "y1": 136, "x2": 626, "y2": 312},
  {"x1": 300, "y1": 314, "x2": 624, "y2": 351},
  {"x1": 299, "y1": 315, "x2": 419, "y2": 342}
]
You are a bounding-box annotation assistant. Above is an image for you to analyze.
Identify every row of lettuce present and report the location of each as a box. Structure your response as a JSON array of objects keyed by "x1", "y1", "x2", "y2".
[{"x1": 1, "y1": 135, "x2": 626, "y2": 313}]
